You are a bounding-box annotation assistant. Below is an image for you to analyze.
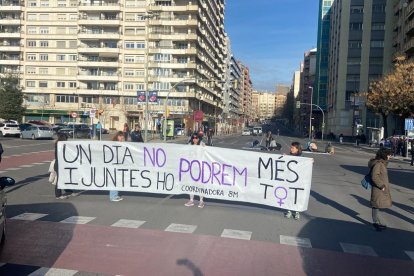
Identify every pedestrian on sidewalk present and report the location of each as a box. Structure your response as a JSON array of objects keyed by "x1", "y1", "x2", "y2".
[
  {"x1": 339, "y1": 133, "x2": 343, "y2": 144},
  {"x1": 131, "y1": 125, "x2": 144, "y2": 142},
  {"x1": 265, "y1": 131, "x2": 273, "y2": 148},
  {"x1": 207, "y1": 128, "x2": 214, "y2": 146},
  {"x1": 368, "y1": 148, "x2": 393, "y2": 231},
  {"x1": 96, "y1": 121, "x2": 102, "y2": 140},
  {"x1": 285, "y1": 142, "x2": 303, "y2": 220},
  {"x1": 410, "y1": 139, "x2": 414, "y2": 166},
  {"x1": 184, "y1": 133, "x2": 206, "y2": 208},
  {"x1": 109, "y1": 131, "x2": 124, "y2": 202},
  {"x1": 54, "y1": 133, "x2": 74, "y2": 199},
  {"x1": 123, "y1": 123, "x2": 130, "y2": 141}
]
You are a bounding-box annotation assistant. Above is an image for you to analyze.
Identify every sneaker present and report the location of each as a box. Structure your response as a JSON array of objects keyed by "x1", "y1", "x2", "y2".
[
  {"x1": 284, "y1": 210, "x2": 292, "y2": 218},
  {"x1": 56, "y1": 195, "x2": 68, "y2": 199},
  {"x1": 184, "y1": 200, "x2": 194, "y2": 207},
  {"x1": 198, "y1": 201, "x2": 205, "y2": 208},
  {"x1": 293, "y1": 212, "x2": 300, "y2": 220},
  {"x1": 110, "y1": 196, "x2": 123, "y2": 202}
]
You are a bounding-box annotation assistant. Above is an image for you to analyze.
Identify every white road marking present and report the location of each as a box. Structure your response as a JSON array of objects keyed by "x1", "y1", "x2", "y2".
[
  {"x1": 112, "y1": 219, "x2": 146, "y2": 228},
  {"x1": 340, "y1": 242, "x2": 377, "y2": 257},
  {"x1": 32, "y1": 162, "x2": 46, "y2": 165},
  {"x1": 11, "y1": 213, "x2": 48, "y2": 221},
  {"x1": 60, "y1": 216, "x2": 96, "y2": 224},
  {"x1": 19, "y1": 165, "x2": 34, "y2": 168},
  {"x1": 4, "y1": 167, "x2": 21, "y2": 171},
  {"x1": 0, "y1": 171, "x2": 5, "y2": 174},
  {"x1": 405, "y1": 251, "x2": 414, "y2": 261},
  {"x1": 28, "y1": 267, "x2": 78, "y2": 276},
  {"x1": 280, "y1": 235, "x2": 312, "y2": 248},
  {"x1": 221, "y1": 229, "x2": 252, "y2": 240},
  {"x1": 165, "y1": 223, "x2": 197, "y2": 233}
]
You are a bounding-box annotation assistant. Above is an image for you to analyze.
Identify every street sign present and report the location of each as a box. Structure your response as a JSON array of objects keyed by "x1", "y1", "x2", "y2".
[
  {"x1": 70, "y1": 112, "x2": 78, "y2": 118},
  {"x1": 194, "y1": 110, "x2": 203, "y2": 122},
  {"x1": 405, "y1": 118, "x2": 414, "y2": 131},
  {"x1": 89, "y1": 109, "x2": 96, "y2": 118}
]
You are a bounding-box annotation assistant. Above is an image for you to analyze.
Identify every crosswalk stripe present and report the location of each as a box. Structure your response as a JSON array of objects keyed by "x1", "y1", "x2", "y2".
[
  {"x1": 405, "y1": 251, "x2": 414, "y2": 261},
  {"x1": 11, "y1": 213, "x2": 48, "y2": 221},
  {"x1": 112, "y1": 219, "x2": 146, "y2": 228},
  {"x1": 221, "y1": 229, "x2": 252, "y2": 240},
  {"x1": 32, "y1": 162, "x2": 46, "y2": 165},
  {"x1": 280, "y1": 235, "x2": 312, "y2": 248},
  {"x1": 340, "y1": 242, "x2": 377, "y2": 257},
  {"x1": 28, "y1": 267, "x2": 78, "y2": 276},
  {"x1": 165, "y1": 223, "x2": 197, "y2": 233},
  {"x1": 60, "y1": 216, "x2": 96, "y2": 224},
  {"x1": 19, "y1": 165, "x2": 34, "y2": 168},
  {"x1": 4, "y1": 168, "x2": 21, "y2": 171}
]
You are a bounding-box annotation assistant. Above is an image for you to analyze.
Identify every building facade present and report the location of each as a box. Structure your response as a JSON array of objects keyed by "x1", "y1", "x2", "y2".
[
  {"x1": 0, "y1": 0, "x2": 228, "y2": 132},
  {"x1": 251, "y1": 91, "x2": 276, "y2": 121},
  {"x1": 239, "y1": 62, "x2": 253, "y2": 126},
  {"x1": 327, "y1": 0, "x2": 394, "y2": 137}
]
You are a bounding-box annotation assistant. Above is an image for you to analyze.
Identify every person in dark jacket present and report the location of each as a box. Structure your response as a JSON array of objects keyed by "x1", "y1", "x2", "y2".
[
  {"x1": 0, "y1": 143, "x2": 3, "y2": 163},
  {"x1": 130, "y1": 125, "x2": 144, "y2": 142},
  {"x1": 368, "y1": 148, "x2": 393, "y2": 231},
  {"x1": 410, "y1": 139, "x2": 414, "y2": 166},
  {"x1": 285, "y1": 142, "x2": 303, "y2": 220}
]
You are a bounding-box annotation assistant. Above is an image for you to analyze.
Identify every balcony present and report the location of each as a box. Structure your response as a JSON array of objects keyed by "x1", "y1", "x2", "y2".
[
  {"x1": 148, "y1": 33, "x2": 197, "y2": 41},
  {"x1": 406, "y1": 19, "x2": 414, "y2": 35},
  {"x1": 77, "y1": 72, "x2": 119, "y2": 81},
  {"x1": 148, "y1": 61, "x2": 197, "y2": 69},
  {"x1": 78, "y1": 18, "x2": 121, "y2": 26},
  {"x1": 149, "y1": 17, "x2": 198, "y2": 26},
  {"x1": 78, "y1": 2, "x2": 121, "y2": 11},
  {"x1": 0, "y1": 55, "x2": 21, "y2": 65},
  {"x1": 404, "y1": 37, "x2": 414, "y2": 53},
  {"x1": 148, "y1": 4, "x2": 198, "y2": 12},
  {"x1": 78, "y1": 45, "x2": 120, "y2": 55},
  {"x1": 77, "y1": 58, "x2": 119, "y2": 67},
  {"x1": 0, "y1": 42, "x2": 21, "y2": 51},
  {"x1": 78, "y1": 30, "x2": 120, "y2": 40},
  {"x1": 0, "y1": 18, "x2": 21, "y2": 25},
  {"x1": 0, "y1": 1, "x2": 23, "y2": 11},
  {"x1": 148, "y1": 46, "x2": 197, "y2": 55}
]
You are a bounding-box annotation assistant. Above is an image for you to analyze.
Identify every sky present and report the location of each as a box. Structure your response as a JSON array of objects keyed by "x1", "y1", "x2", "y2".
[{"x1": 225, "y1": 0, "x2": 319, "y2": 92}]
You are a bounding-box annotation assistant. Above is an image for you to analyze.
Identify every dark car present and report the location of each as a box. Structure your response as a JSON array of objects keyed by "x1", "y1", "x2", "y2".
[
  {"x1": 19, "y1": 123, "x2": 34, "y2": 132},
  {"x1": 57, "y1": 124, "x2": 92, "y2": 139},
  {"x1": 1, "y1": 177, "x2": 15, "y2": 244},
  {"x1": 52, "y1": 123, "x2": 67, "y2": 133}
]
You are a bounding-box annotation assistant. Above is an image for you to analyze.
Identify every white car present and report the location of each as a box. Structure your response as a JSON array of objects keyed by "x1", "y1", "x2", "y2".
[
  {"x1": 242, "y1": 128, "x2": 252, "y2": 136},
  {"x1": 21, "y1": 125, "x2": 54, "y2": 140},
  {"x1": 0, "y1": 122, "x2": 21, "y2": 137}
]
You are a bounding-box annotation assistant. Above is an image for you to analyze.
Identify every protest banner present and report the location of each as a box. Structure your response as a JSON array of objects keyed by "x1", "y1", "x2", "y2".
[{"x1": 57, "y1": 141, "x2": 313, "y2": 211}]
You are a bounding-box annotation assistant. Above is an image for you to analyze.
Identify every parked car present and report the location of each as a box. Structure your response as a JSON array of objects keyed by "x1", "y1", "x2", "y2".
[
  {"x1": 253, "y1": 126, "x2": 263, "y2": 136},
  {"x1": 21, "y1": 125, "x2": 54, "y2": 140},
  {"x1": 242, "y1": 128, "x2": 252, "y2": 136},
  {"x1": 52, "y1": 123, "x2": 67, "y2": 133},
  {"x1": 0, "y1": 177, "x2": 15, "y2": 245},
  {"x1": 58, "y1": 124, "x2": 92, "y2": 139},
  {"x1": 19, "y1": 123, "x2": 35, "y2": 132},
  {"x1": 175, "y1": 127, "x2": 185, "y2": 136},
  {"x1": 0, "y1": 122, "x2": 21, "y2": 137}
]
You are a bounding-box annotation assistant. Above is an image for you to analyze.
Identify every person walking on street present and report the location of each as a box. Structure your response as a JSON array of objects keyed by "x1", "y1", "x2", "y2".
[
  {"x1": 285, "y1": 142, "x2": 303, "y2": 220},
  {"x1": 96, "y1": 121, "x2": 102, "y2": 140},
  {"x1": 368, "y1": 148, "x2": 393, "y2": 231},
  {"x1": 207, "y1": 128, "x2": 214, "y2": 146},
  {"x1": 131, "y1": 125, "x2": 144, "y2": 142},
  {"x1": 54, "y1": 133, "x2": 74, "y2": 199},
  {"x1": 339, "y1": 133, "x2": 343, "y2": 144},
  {"x1": 109, "y1": 131, "x2": 124, "y2": 202},
  {"x1": 184, "y1": 133, "x2": 206, "y2": 208},
  {"x1": 123, "y1": 123, "x2": 130, "y2": 141}
]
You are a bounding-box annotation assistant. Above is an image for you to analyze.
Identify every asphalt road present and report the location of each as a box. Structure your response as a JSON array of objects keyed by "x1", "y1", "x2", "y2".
[{"x1": 0, "y1": 134, "x2": 413, "y2": 275}]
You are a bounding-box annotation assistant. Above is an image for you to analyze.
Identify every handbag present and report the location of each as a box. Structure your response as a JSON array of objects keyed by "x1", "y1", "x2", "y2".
[{"x1": 361, "y1": 166, "x2": 374, "y2": 190}]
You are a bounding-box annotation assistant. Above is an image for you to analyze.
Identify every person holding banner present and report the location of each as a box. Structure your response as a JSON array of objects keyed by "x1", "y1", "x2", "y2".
[
  {"x1": 123, "y1": 123, "x2": 130, "y2": 141},
  {"x1": 184, "y1": 133, "x2": 206, "y2": 208},
  {"x1": 285, "y1": 142, "x2": 303, "y2": 220},
  {"x1": 54, "y1": 133, "x2": 74, "y2": 199},
  {"x1": 131, "y1": 125, "x2": 144, "y2": 143},
  {"x1": 109, "y1": 131, "x2": 124, "y2": 202}
]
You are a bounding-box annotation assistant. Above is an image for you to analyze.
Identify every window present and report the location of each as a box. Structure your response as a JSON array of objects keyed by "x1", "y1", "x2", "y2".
[
  {"x1": 28, "y1": 0, "x2": 37, "y2": 6},
  {"x1": 137, "y1": 41, "x2": 145, "y2": 48},
  {"x1": 125, "y1": 42, "x2": 135, "y2": 49},
  {"x1": 57, "y1": 82, "x2": 65, "y2": 88},
  {"x1": 371, "y1": 23, "x2": 385, "y2": 31},
  {"x1": 154, "y1": 53, "x2": 171, "y2": 63},
  {"x1": 69, "y1": 14, "x2": 78, "y2": 20},
  {"x1": 27, "y1": 54, "x2": 36, "y2": 61},
  {"x1": 371, "y1": 40, "x2": 384, "y2": 48},
  {"x1": 56, "y1": 94, "x2": 78, "y2": 103},
  {"x1": 40, "y1": 1, "x2": 49, "y2": 7},
  {"x1": 27, "y1": 67, "x2": 36, "y2": 74},
  {"x1": 39, "y1": 54, "x2": 49, "y2": 61},
  {"x1": 69, "y1": 55, "x2": 77, "y2": 61},
  {"x1": 124, "y1": 69, "x2": 134, "y2": 76},
  {"x1": 350, "y1": 6, "x2": 363, "y2": 13},
  {"x1": 125, "y1": 55, "x2": 135, "y2": 63},
  {"x1": 136, "y1": 70, "x2": 145, "y2": 76},
  {"x1": 57, "y1": 0, "x2": 66, "y2": 7},
  {"x1": 124, "y1": 97, "x2": 137, "y2": 105},
  {"x1": 372, "y1": 5, "x2": 385, "y2": 13},
  {"x1": 136, "y1": 55, "x2": 145, "y2": 63},
  {"x1": 39, "y1": 27, "x2": 49, "y2": 34},
  {"x1": 26, "y1": 81, "x2": 35, "y2": 87},
  {"x1": 27, "y1": 27, "x2": 37, "y2": 34},
  {"x1": 348, "y1": 41, "x2": 362, "y2": 48},
  {"x1": 83, "y1": 96, "x2": 98, "y2": 103},
  {"x1": 69, "y1": 82, "x2": 77, "y2": 88},
  {"x1": 124, "y1": 83, "x2": 134, "y2": 90},
  {"x1": 39, "y1": 68, "x2": 48, "y2": 74},
  {"x1": 103, "y1": 97, "x2": 119, "y2": 104},
  {"x1": 57, "y1": 55, "x2": 66, "y2": 61},
  {"x1": 136, "y1": 83, "x2": 144, "y2": 90},
  {"x1": 153, "y1": 82, "x2": 170, "y2": 91},
  {"x1": 27, "y1": 41, "x2": 36, "y2": 47},
  {"x1": 350, "y1": 23, "x2": 363, "y2": 30},
  {"x1": 39, "y1": 81, "x2": 48, "y2": 88},
  {"x1": 40, "y1": 41, "x2": 49, "y2": 47}
]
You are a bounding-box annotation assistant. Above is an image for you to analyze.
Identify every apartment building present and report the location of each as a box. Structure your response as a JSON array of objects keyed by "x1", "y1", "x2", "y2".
[
  {"x1": 239, "y1": 62, "x2": 252, "y2": 125},
  {"x1": 251, "y1": 91, "x2": 276, "y2": 121},
  {"x1": 328, "y1": 0, "x2": 394, "y2": 137},
  {"x1": 274, "y1": 93, "x2": 286, "y2": 117},
  {"x1": 0, "y1": 0, "x2": 227, "y2": 131}
]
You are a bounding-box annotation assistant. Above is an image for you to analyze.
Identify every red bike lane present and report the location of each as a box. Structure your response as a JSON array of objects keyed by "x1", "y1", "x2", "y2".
[
  {"x1": 0, "y1": 150, "x2": 54, "y2": 170},
  {"x1": 1, "y1": 220, "x2": 413, "y2": 276}
]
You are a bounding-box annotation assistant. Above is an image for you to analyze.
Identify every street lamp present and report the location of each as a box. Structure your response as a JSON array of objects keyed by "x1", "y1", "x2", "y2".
[
  {"x1": 296, "y1": 101, "x2": 325, "y2": 142},
  {"x1": 308, "y1": 86, "x2": 313, "y2": 140},
  {"x1": 164, "y1": 78, "x2": 196, "y2": 141}
]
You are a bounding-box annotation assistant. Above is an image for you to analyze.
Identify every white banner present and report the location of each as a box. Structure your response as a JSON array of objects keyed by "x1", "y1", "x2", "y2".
[{"x1": 57, "y1": 141, "x2": 313, "y2": 211}]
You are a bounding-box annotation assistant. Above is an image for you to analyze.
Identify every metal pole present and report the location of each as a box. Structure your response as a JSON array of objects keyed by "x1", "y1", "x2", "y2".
[
  {"x1": 309, "y1": 87, "x2": 313, "y2": 140},
  {"x1": 143, "y1": 13, "x2": 152, "y2": 143},
  {"x1": 164, "y1": 78, "x2": 195, "y2": 142}
]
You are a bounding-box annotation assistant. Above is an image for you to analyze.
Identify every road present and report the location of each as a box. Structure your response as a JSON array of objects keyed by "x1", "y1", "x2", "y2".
[{"x1": 0, "y1": 134, "x2": 413, "y2": 275}]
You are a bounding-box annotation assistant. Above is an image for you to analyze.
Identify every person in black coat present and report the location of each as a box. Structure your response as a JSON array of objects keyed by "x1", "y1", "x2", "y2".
[
  {"x1": 0, "y1": 143, "x2": 3, "y2": 163},
  {"x1": 130, "y1": 126, "x2": 144, "y2": 142}
]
